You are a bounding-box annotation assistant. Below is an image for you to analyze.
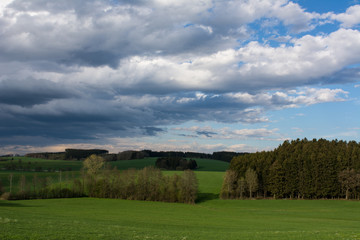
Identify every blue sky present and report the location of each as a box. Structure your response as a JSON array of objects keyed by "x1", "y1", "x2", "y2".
[{"x1": 0, "y1": 0, "x2": 360, "y2": 154}]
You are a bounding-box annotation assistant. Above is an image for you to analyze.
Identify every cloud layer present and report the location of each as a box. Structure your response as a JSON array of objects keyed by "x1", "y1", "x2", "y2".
[{"x1": 0, "y1": 0, "x2": 359, "y2": 153}]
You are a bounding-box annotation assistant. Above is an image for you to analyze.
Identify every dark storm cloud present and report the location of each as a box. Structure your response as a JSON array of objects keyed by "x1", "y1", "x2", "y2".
[
  {"x1": 0, "y1": 79, "x2": 75, "y2": 107},
  {"x1": 0, "y1": 89, "x2": 267, "y2": 144}
]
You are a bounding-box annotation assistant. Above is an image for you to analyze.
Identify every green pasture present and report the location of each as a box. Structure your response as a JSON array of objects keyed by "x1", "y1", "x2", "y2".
[
  {"x1": 1, "y1": 192, "x2": 360, "y2": 239},
  {"x1": 1, "y1": 157, "x2": 360, "y2": 239}
]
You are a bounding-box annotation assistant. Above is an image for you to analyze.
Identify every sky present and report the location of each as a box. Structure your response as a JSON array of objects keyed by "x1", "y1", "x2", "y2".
[{"x1": 0, "y1": 0, "x2": 360, "y2": 155}]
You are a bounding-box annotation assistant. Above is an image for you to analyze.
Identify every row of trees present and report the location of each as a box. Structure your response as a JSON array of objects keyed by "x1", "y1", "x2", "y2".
[
  {"x1": 23, "y1": 149, "x2": 247, "y2": 162},
  {"x1": 220, "y1": 168, "x2": 259, "y2": 199},
  {"x1": 227, "y1": 138, "x2": 360, "y2": 199},
  {"x1": 25, "y1": 149, "x2": 109, "y2": 160},
  {"x1": 0, "y1": 172, "x2": 83, "y2": 200},
  {"x1": 83, "y1": 155, "x2": 198, "y2": 203},
  {"x1": 1, "y1": 155, "x2": 199, "y2": 204},
  {"x1": 85, "y1": 167, "x2": 198, "y2": 204}
]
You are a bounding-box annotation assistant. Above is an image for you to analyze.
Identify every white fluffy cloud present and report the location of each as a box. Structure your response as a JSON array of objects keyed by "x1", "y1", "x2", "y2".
[
  {"x1": 331, "y1": 5, "x2": 360, "y2": 27},
  {"x1": 227, "y1": 88, "x2": 348, "y2": 108}
]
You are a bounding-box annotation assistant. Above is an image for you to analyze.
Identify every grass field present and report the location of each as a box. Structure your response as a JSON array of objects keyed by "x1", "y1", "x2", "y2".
[
  {"x1": 1, "y1": 157, "x2": 360, "y2": 239},
  {"x1": 1, "y1": 183, "x2": 360, "y2": 239}
]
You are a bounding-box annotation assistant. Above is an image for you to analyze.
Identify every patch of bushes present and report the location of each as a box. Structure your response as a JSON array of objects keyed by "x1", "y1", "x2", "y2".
[{"x1": 155, "y1": 157, "x2": 198, "y2": 170}]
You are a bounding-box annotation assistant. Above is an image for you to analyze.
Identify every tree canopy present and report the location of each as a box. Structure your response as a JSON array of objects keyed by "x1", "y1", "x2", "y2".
[{"x1": 226, "y1": 138, "x2": 360, "y2": 199}]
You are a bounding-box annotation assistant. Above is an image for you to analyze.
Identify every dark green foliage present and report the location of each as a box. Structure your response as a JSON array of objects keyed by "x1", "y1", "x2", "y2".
[
  {"x1": 0, "y1": 179, "x2": 3, "y2": 195},
  {"x1": 212, "y1": 151, "x2": 247, "y2": 162},
  {"x1": 65, "y1": 149, "x2": 109, "y2": 160},
  {"x1": 143, "y1": 150, "x2": 246, "y2": 162},
  {"x1": 155, "y1": 157, "x2": 198, "y2": 170},
  {"x1": 117, "y1": 151, "x2": 149, "y2": 160},
  {"x1": 25, "y1": 152, "x2": 66, "y2": 160},
  {"x1": 228, "y1": 138, "x2": 360, "y2": 199}
]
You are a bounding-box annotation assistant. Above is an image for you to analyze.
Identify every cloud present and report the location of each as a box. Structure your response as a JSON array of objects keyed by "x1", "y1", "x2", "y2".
[
  {"x1": 227, "y1": 87, "x2": 348, "y2": 109},
  {"x1": 0, "y1": 78, "x2": 75, "y2": 107},
  {"x1": 225, "y1": 144, "x2": 260, "y2": 153},
  {"x1": 331, "y1": 5, "x2": 360, "y2": 27},
  {"x1": 0, "y1": 0, "x2": 332, "y2": 69},
  {"x1": 0, "y1": 82, "x2": 349, "y2": 146},
  {"x1": 0, "y1": 0, "x2": 359, "y2": 151},
  {"x1": 174, "y1": 126, "x2": 279, "y2": 140}
]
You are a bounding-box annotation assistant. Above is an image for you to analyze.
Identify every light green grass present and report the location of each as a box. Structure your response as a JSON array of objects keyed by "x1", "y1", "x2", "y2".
[
  {"x1": 193, "y1": 158, "x2": 229, "y2": 171},
  {"x1": 1, "y1": 197, "x2": 360, "y2": 239}
]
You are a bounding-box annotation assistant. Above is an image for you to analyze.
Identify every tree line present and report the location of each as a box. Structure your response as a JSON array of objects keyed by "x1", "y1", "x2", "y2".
[
  {"x1": 25, "y1": 149, "x2": 247, "y2": 162},
  {"x1": 25, "y1": 149, "x2": 109, "y2": 160},
  {"x1": 1, "y1": 155, "x2": 198, "y2": 204},
  {"x1": 222, "y1": 138, "x2": 360, "y2": 200}
]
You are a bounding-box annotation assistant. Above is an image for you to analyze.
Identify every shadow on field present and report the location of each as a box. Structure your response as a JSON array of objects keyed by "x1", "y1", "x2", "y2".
[{"x1": 196, "y1": 193, "x2": 219, "y2": 203}]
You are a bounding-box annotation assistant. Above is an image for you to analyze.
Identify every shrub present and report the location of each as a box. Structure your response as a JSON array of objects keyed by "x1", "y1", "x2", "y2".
[{"x1": 0, "y1": 192, "x2": 11, "y2": 200}]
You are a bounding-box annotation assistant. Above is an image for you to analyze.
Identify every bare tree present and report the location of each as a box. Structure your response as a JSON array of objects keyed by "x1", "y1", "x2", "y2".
[
  {"x1": 8, "y1": 173, "x2": 13, "y2": 193},
  {"x1": 236, "y1": 177, "x2": 246, "y2": 199},
  {"x1": 245, "y1": 168, "x2": 258, "y2": 199},
  {"x1": 338, "y1": 168, "x2": 360, "y2": 200},
  {"x1": 179, "y1": 170, "x2": 198, "y2": 204},
  {"x1": 220, "y1": 170, "x2": 238, "y2": 199}
]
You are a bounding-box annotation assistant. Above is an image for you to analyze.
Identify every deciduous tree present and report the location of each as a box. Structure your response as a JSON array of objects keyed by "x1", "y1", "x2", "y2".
[
  {"x1": 83, "y1": 154, "x2": 105, "y2": 176},
  {"x1": 245, "y1": 168, "x2": 258, "y2": 198}
]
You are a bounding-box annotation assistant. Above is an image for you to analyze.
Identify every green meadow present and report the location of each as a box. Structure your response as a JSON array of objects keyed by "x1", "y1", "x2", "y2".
[{"x1": 1, "y1": 157, "x2": 360, "y2": 239}]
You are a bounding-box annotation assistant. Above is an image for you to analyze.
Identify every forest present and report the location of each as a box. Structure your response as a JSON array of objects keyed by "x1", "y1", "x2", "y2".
[{"x1": 222, "y1": 138, "x2": 360, "y2": 200}]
